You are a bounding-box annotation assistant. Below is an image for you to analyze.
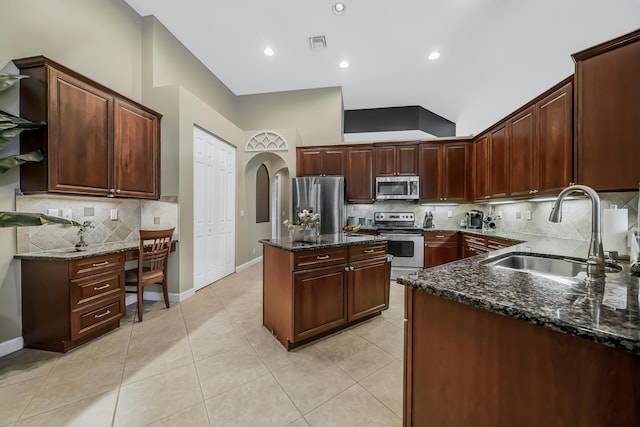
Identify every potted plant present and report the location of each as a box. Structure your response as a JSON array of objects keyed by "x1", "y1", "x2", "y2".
[{"x1": 75, "y1": 220, "x2": 94, "y2": 251}]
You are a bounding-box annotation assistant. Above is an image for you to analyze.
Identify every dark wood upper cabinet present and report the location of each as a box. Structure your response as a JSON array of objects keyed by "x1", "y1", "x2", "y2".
[
  {"x1": 536, "y1": 82, "x2": 573, "y2": 195},
  {"x1": 474, "y1": 135, "x2": 489, "y2": 200},
  {"x1": 374, "y1": 144, "x2": 417, "y2": 176},
  {"x1": 509, "y1": 107, "x2": 536, "y2": 198},
  {"x1": 488, "y1": 124, "x2": 509, "y2": 199},
  {"x1": 346, "y1": 146, "x2": 375, "y2": 203},
  {"x1": 296, "y1": 147, "x2": 346, "y2": 177},
  {"x1": 15, "y1": 56, "x2": 161, "y2": 199},
  {"x1": 418, "y1": 142, "x2": 470, "y2": 203},
  {"x1": 573, "y1": 29, "x2": 640, "y2": 191}
]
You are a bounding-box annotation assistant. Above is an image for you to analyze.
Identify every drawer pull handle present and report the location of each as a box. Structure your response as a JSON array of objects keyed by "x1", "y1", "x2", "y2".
[
  {"x1": 94, "y1": 309, "x2": 111, "y2": 319},
  {"x1": 364, "y1": 249, "x2": 375, "y2": 253},
  {"x1": 435, "y1": 235, "x2": 445, "y2": 238},
  {"x1": 92, "y1": 261, "x2": 109, "y2": 267},
  {"x1": 316, "y1": 255, "x2": 330, "y2": 260},
  {"x1": 93, "y1": 284, "x2": 110, "y2": 291}
]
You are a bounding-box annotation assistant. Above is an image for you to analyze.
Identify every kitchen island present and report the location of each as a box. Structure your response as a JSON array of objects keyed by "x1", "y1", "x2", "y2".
[
  {"x1": 260, "y1": 233, "x2": 389, "y2": 350},
  {"x1": 397, "y1": 234, "x2": 640, "y2": 426}
]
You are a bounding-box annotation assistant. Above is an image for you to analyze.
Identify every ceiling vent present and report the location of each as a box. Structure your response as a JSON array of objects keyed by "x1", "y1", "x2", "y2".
[{"x1": 308, "y1": 35, "x2": 327, "y2": 51}]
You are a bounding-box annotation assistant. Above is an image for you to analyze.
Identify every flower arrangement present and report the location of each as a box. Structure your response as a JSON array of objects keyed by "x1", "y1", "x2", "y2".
[{"x1": 283, "y1": 209, "x2": 320, "y2": 230}]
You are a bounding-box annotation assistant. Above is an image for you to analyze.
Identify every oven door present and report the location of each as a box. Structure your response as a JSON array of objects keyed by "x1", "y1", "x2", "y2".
[{"x1": 379, "y1": 232, "x2": 424, "y2": 268}]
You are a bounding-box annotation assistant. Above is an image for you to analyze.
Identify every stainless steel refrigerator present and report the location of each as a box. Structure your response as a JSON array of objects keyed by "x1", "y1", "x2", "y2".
[{"x1": 292, "y1": 176, "x2": 345, "y2": 235}]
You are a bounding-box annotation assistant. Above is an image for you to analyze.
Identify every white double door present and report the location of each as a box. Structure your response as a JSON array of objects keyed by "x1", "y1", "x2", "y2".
[{"x1": 193, "y1": 127, "x2": 236, "y2": 290}]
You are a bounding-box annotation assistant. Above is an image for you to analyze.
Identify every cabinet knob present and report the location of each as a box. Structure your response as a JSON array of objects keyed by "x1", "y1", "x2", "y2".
[
  {"x1": 345, "y1": 267, "x2": 349, "y2": 271},
  {"x1": 485, "y1": 195, "x2": 491, "y2": 199},
  {"x1": 443, "y1": 197, "x2": 447, "y2": 201},
  {"x1": 350, "y1": 266, "x2": 355, "y2": 271},
  {"x1": 569, "y1": 182, "x2": 575, "y2": 186},
  {"x1": 116, "y1": 189, "x2": 122, "y2": 194}
]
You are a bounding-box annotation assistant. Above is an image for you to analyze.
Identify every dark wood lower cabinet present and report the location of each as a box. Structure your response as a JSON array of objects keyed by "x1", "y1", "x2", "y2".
[
  {"x1": 293, "y1": 265, "x2": 348, "y2": 342},
  {"x1": 263, "y1": 242, "x2": 389, "y2": 350},
  {"x1": 21, "y1": 254, "x2": 125, "y2": 353},
  {"x1": 404, "y1": 288, "x2": 640, "y2": 426},
  {"x1": 424, "y1": 231, "x2": 459, "y2": 268}
]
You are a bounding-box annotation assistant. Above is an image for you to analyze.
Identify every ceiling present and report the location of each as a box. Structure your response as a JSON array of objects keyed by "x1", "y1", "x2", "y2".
[{"x1": 123, "y1": 0, "x2": 640, "y2": 137}]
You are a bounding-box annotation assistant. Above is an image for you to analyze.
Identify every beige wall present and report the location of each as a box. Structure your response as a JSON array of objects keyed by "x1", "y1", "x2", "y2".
[
  {"x1": 237, "y1": 88, "x2": 344, "y2": 147},
  {"x1": 0, "y1": 1, "x2": 346, "y2": 348}
]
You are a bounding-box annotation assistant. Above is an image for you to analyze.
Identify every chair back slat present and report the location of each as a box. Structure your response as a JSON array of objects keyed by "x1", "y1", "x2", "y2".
[{"x1": 137, "y1": 228, "x2": 175, "y2": 285}]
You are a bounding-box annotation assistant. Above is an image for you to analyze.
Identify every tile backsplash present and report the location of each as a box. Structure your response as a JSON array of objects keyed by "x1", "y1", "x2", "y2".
[
  {"x1": 348, "y1": 191, "x2": 638, "y2": 242},
  {"x1": 15, "y1": 194, "x2": 179, "y2": 253}
]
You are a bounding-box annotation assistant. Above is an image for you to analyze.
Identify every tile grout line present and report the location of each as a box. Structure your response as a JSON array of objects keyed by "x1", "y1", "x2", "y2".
[{"x1": 110, "y1": 308, "x2": 137, "y2": 427}]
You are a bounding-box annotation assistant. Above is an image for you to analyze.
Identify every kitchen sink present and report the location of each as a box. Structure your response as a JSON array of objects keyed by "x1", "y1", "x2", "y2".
[{"x1": 481, "y1": 254, "x2": 587, "y2": 277}]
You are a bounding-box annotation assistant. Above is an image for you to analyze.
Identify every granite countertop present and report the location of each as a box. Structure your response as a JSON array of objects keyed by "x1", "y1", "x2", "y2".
[
  {"x1": 397, "y1": 231, "x2": 640, "y2": 356},
  {"x1": 14, "y1": 240, "x2": 179, "y2": 261},
  {"x1": 260, "y1": 233, "x2": 387, "y2": 252}
]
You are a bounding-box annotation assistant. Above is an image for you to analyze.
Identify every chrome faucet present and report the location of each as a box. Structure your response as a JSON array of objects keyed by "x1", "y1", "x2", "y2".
[{"x1": 548, "y1": 184, "x2": 605, "y2": 284}]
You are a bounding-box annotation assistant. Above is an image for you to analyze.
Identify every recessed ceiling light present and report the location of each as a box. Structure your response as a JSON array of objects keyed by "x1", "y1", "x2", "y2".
[
  {"x1": 264, "y1": 47, "x2": 274, "y2": 56},
  {"x1": 339, "y1": 60, "x2": 349, "y2": 69},
  {"x1": 428, "y1": 51, "x2": 441, "y2": 60},
  {"x1": 332, "y1": 2, "x2": 346, "y2": 15}
]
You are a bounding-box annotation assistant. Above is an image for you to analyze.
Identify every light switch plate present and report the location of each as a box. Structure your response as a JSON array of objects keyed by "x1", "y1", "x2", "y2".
[
  {"x1": 153, "y1": 216, "x2": 160, "y2": 225},
  {"x1": 447, "y1": 211, "x2": 453, "y2": 218},
  {"x1": 110, "y1": 209, "x2": 118, "y2": 220},
  {"x1": 47, "y1": 208, "x2": 59, "y2": 217},
  {"x1": 525, "y1": 211, "x2": 532, "y2": 220},
  {"x1": 61, "y1": 209, "x2": 72, "y2": 219}
]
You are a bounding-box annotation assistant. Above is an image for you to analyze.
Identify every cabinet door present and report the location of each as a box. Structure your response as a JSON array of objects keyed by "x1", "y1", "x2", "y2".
[
  {"x1": 425, "y1": 244, "x2": 459, "y2": 268},
  {"x1": 293, "y1": 265, "x2": 348, "y2": 342},
  {"x1": 474, "y1": 136, "x2": 489, "y2": 200},
  {"x1": 509, "y1": 108, "x2": 536, "y2": 198},
  {"x1": 347, "y1": 258, "x2": 389, "y2": 321},
  {"x1": 347, "y1": 146, "x2": 375, "y2": 203},
  {"x1": 574, "y1": 32, "x2": 640, "y2": 191},
  {"x1": 418, "y1": 144, "x2": 442, "y2": 202},
  {"x1": 47, "y1": 68, "x2": 113, "y2": 196},
  {"x1": 296, "y1": 149, "x2": 323, "y2": 176},
  {"x1": 113, "y1": 99, "x2": 160, "y2": 199},
  {"x1": 443, "y1": 143, "x2": 470, "y2": 202},
  {"x1": 397, "y1": 145, "x2": 418, "y2": 175},
  {"x1": 374, "y1": 146, "x2": 397, "y2": 176},
  {"x1": 537, "y1": 83, "x2": 572, "y2": 195},
  {"x1": 488, "y1": 125, "x2": 509, "y2": 198},
  {"x1": 322, "y1": 148, "x2": 346, "y2": 176}
]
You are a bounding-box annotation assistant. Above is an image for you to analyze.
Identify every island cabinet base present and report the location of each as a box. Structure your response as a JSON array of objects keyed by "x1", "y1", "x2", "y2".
[
  {"x1": 263, "y1": 242, "x2": 389, "y2": 350},
  {"x1": 404, "y1": 288, "x2": 640, "y2": 427}
]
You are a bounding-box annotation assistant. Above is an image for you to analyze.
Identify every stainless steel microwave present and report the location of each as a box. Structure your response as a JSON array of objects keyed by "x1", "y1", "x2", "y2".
[{"x1": 375, "y1": 176, "x2": 420, "y2": 200}]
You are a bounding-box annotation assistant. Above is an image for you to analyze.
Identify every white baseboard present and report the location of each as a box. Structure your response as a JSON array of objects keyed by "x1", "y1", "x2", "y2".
[
  {"x1": 0, "y1": 336, "x2": 24, "y2": 357},
  {"x1": 236, "y1": 256, "x2": 262, "y2": 272},
  {"x1": 125, "y1": 287, "x2": 196, "y2": 306}
]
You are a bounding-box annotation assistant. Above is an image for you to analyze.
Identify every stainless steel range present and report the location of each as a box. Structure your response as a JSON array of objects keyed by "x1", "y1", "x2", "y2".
[{"x1": 374, "y1": 212, "x2": 424, "y2": 279}]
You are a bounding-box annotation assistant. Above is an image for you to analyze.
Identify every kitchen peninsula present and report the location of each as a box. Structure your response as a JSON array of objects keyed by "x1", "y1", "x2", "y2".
[
  {"x1": 260, "y1": 233, "x2": 389, "y2": 350},
  {"x1": 398, "y1": 236, "x2": 640, "y2": 426}
]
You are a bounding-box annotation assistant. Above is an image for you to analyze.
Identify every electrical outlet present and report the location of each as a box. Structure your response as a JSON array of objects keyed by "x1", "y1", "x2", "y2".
[
  {"x1": 110, "y1": 209, "x2": 118, "y2": 220},
  {"x1": 240, "y1": 210, "x2": 245, "y2": 217},
  {"x1": 47, "y1": 208, "x2": 59, "y2": 217},
  {"x1": 252, "y1": 248, "x2": 256, "y2": 254},
  {"x1": 497, "y1": 211, "x2": 503, "y2": 219},
  {"x1": 61, "y1": 209, "x2": 72, "y2": 219},
  {"x1": 525, "y1": 211, "x2": 532, "y2": 220},
  {"x1": 447, "y1": 211, "x2": 453, "y2": 218}
]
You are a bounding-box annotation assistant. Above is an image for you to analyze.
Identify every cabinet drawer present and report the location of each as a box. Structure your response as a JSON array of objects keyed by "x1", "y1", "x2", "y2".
[
  {"x1": 294, "y1": 247, "x2": 348, "y2": 270},
  {"x1": 71, "y1": 296, "x2": 123, "y2": 340},
  {"x1": 348, "y1": 243, "x2": 387, "y2": 262},
  {"x1": 69, "y1": 253, "x2": 125, "y2": 278},
  {"x1": 424, "y1": 231, "x2": 458, "y2": 244},
  {"x1": 486, "y1": 238, "x2": 511, "y2": 251},
  {"x1": 463, "y1": 235, "x2": 485, "y2": 246},
  {"x1": 70, "y1": 270, "x2": 124, "y2": 309}
]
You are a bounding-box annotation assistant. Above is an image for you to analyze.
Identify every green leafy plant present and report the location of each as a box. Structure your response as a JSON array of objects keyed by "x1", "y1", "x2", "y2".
[
  {"x1": 76, "y1": 220, "x2": 94, "y2": 235},
  {"x1": 0, "y1": 211, "x2": 80, "y2": 227},
  {"x1": 0, "y1": 109, "x2": 45, "y2": 174}
]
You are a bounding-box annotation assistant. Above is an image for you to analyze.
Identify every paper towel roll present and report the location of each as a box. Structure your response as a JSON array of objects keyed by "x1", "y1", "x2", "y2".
[{"x1": 602, "y1": 208, "x2": 628, "y2": 254}]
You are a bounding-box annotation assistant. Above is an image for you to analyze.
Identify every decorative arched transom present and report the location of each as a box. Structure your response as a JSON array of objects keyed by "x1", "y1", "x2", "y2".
[{"x1": 246, "y1": 131, "x2": 288, "y2": 152}]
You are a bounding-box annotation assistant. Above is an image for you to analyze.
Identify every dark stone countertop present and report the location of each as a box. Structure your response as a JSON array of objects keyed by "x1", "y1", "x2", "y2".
[
  {"x1": 14, "y1": 240, "x2": 179, "y2": 261},
  {"x1": 397, "y1": 231, "x2": 640, "y2": 356},
  {"x1": 259, "y1": 233, "x2": 387, "y2": 252}
]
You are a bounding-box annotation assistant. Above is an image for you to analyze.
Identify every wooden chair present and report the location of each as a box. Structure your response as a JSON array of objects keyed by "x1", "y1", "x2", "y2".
[{"x1": 125, "y1": 228, "x2": 175, "y2": 321}]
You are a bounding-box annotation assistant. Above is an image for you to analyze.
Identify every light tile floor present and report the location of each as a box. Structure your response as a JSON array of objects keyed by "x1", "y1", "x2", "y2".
[{"x1": 0, "y1": 262, "x2": 405, "y2": 426}]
